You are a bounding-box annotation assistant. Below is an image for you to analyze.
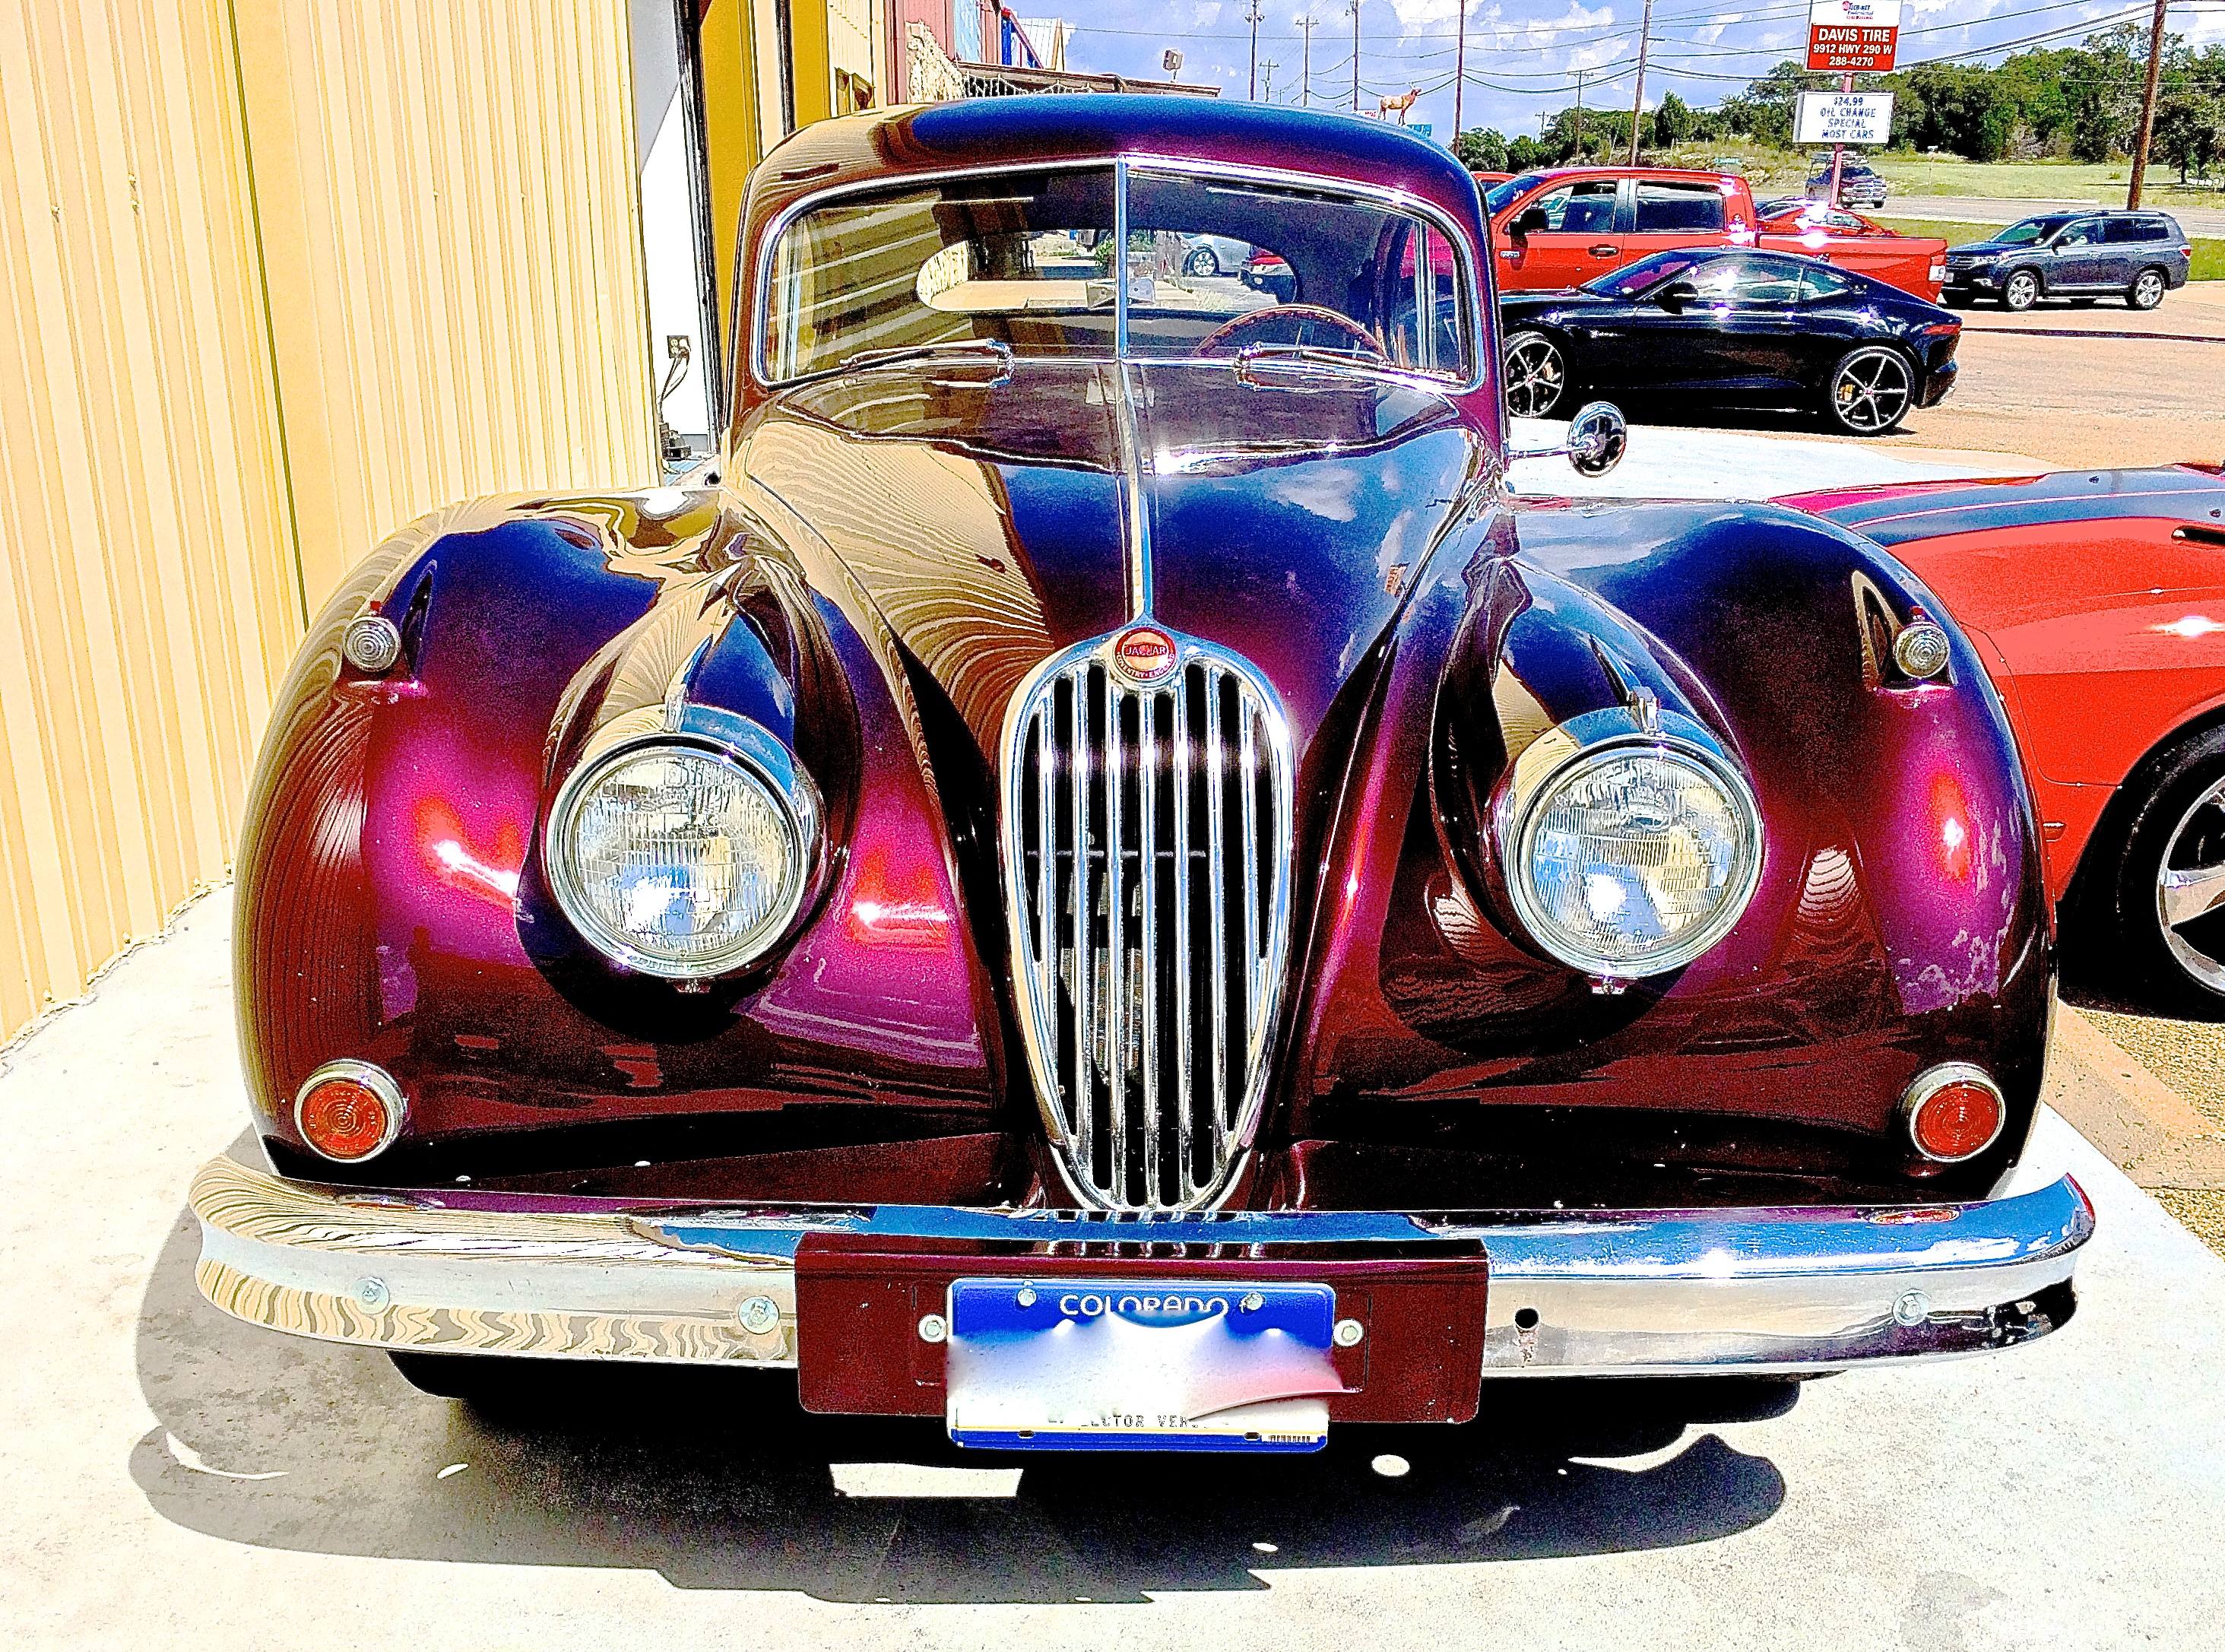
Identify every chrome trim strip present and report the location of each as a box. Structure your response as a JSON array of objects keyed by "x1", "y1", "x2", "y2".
[
  {"x1": 748, "y1": 154, "x2": 1486, "y2": 397},
  {"x1": 1000, "y1": 631, "x2": 1296, "y2": 1210},
  {"x1": 194, "y1": 1154, "x2": 2092, "y2": 1378}
]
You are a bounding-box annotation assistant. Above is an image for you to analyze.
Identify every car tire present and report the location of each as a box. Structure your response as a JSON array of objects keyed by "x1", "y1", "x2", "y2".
[
  {"x1": 1186, "y1": 247, "x2": 1219, "y2": 277},
  {"x1": 2128, "y1": 267, "x2": 2167, "y2": 310},
  {"x1": 389, "y1": 1350, "x2": 519, "y2": 1401},
  {"x1": 1823, "y1": 344, "x2": 1915, "y2": 436},
  {"x1": 2001, "y1": 269, "x2": 2041, "y2": 312},
  {"x1": 1943, "y1": 291, "x2": 1970, "y2": 309},
  {"x1": 1502, "y1": 329, "x2": 1571, "y2": 418},
  {"x1": 2070, "y1": 722, "x2": 2225, "y2": 1018}
]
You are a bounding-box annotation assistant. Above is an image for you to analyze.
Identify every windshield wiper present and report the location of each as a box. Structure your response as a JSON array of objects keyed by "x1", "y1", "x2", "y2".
[
  {"x1": 1232, "y1": 344, "x2": 1450, "y2": 395},
  {"x1": 789, "y1": 338, "x2": 1014, "y2": 388}
]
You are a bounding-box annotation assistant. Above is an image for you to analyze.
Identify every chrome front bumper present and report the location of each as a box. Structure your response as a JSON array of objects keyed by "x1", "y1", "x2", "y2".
[{"x1": 189, "y1": 1154, "x2": 2092, "y2": 1381}]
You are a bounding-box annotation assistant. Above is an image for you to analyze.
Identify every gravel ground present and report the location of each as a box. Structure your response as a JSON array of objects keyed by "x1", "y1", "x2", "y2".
[
  {"x1": 2079, "y1": 1008, "x2": 2225, "y2": 1137},
  {"x1": 2154, "y1": 1189, "x2": 2225, "y2": 1257}
]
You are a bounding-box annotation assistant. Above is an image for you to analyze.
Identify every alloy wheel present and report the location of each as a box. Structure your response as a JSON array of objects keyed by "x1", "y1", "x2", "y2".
[
  {"x1": 2131, "y1": 269, "x2": 2166, "y2": 310},
  {"x1": 1503, "y1": 331, "x2": 1567, "y2": 418},
  {"x1": 2157, "y1": 777, "x2": 2225, "y2": 996},
  {"x1": 1828, "y1": 347, "x2": 1913, "y2": 434},
  {"x1": 1186, "y1": 248, "x2": 1218, "y2": 277},
  {"x1": 2003, "y1": 271, "x2": 2039, "y2": 311}
]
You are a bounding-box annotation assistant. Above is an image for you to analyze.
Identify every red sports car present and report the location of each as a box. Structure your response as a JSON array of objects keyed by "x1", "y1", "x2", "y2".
[{"x1": 1787, "y1": 467, "x2": 2225, "y2": 1013}]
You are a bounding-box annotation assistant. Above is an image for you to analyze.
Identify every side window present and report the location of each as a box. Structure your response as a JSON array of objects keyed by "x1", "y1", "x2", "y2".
[
  {"x1": 1801, "y1": 263, "x2": 1858, "y2": 301},
  {"x1": 2056, "y1": 220, "x2": 2100, "y2": 247},
  {"x1": 2104, "y1": 217, "x2": 2140, "y2": 243},
  {"x1": 1692, "y1": 257, "x2": 1802, "y2": 304},
  {"x1": 2141, "y1": 220, "x2": 2173, "y2": 242},
  {"x1": 1634, "y1": 182, "x2": 1725, "y2": 233},
  {"x1": 1381, "y1": 224, "x2": 1471, "y2": 379},
  {"x1": 1524, "y1": 180, "x2": 1618, "y2": 234}
]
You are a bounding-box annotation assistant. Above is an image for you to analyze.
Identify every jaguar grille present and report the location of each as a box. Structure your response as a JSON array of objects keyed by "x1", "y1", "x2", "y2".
[{"x1": 1002, "y1": 632, "x2": 1294, "y2": 1211}]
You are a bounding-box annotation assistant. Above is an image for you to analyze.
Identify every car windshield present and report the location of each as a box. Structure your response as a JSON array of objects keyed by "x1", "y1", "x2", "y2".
[
  {"x1": 762, "y1": 165, "x2": 1473, "y2": 383},
  {"x1": 1994, "y1": 217, "x2": 2071, "y2": 246},
  {"x1": 1485, "y1": 173, "x2": 1547, "y2": 214},
  {"x1": 1583, "y1": 251, "x2": 1703, "y2": 298}
]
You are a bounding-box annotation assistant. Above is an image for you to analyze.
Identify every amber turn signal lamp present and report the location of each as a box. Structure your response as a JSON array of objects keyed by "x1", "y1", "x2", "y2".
[
  {"x1": 1902, "y1": 1064, "x2": 2005, "y2": 1163},
  {"x1": 294, "y1": 1060, "x2": 407, "y2": 1162}
]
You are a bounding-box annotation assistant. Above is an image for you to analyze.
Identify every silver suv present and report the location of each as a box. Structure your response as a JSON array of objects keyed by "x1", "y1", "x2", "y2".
[{"x1": 1944, "y1": 211, "x2": 2193, "y2": 311}]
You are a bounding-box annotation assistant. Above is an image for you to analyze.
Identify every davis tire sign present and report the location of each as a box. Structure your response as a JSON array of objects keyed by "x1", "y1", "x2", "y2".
[{"x1": 1806, "y1": 0, "x2": 1900, "y2": 72}]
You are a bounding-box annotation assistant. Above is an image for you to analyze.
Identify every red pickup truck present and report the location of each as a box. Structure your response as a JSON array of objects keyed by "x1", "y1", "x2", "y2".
[{"x1": 1485, "y1": 167, "x2": 1947, "y2": 303}]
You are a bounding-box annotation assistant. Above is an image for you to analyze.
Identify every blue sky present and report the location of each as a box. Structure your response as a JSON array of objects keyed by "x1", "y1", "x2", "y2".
[{"x1": 1051, "y1": 0, "x2": 2225, "y2": 147}]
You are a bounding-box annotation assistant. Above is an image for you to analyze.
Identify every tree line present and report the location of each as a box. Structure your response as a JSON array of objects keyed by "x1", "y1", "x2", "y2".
[{"x1": 1455, "y1": 24, "x2": 2225, "y2": 182}]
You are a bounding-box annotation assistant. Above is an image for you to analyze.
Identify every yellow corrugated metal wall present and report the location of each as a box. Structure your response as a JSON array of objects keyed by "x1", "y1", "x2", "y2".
[{"x1": 0, "y1": 0, "x2": 656, "y2": 1042}]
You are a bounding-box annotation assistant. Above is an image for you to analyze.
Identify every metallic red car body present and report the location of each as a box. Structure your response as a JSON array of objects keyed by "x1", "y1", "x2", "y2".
[{"x1": 187, "y1": 99, "x2": 2097, "y2": 1445}]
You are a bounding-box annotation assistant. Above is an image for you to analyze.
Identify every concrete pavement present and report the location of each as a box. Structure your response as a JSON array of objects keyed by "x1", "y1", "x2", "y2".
[{"x1": 7, "y1": 883, "x2": 2225, "y2": 1650}]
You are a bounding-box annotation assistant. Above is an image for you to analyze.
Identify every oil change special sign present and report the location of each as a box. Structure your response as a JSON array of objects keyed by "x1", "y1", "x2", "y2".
[
  {"x1": 1806, "y1": 0, "x2": 1901, "y2": 71},
  {"x1": 1795, "y1": 90, "x2": 1896, "y2": 146}
]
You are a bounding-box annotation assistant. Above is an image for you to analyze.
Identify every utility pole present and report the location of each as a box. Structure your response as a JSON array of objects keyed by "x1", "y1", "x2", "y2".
[
  {"x1": 1263, "y1": 56, "x2": 1280, "y2": 101},
  {"x1": 1349, "y1": 0, "x2": 1361, "y2": 114},
  {"x1": 1246, "y1": 1, "x2": 1263, "y2": 100},
  {"x1": 1453, "y1": 0, "x2": 1466, "y2": 144},
  {"x1": 1574, "y1": 68, "x2": 1586, "y2": 156},
  {"x1": 2128, "y1": 0, "x2": 2170, "y2": 208},
  {"x1": 1297, "y1": 15, "x2": 1318, "y2": 107},
  {"x1": 1627, "y1": 0, "x2": 1655, "y2": 163}
]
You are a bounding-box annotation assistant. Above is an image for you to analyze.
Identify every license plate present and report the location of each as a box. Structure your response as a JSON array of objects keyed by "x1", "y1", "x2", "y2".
[{"x1": 945, "y1": 1277, "x2": 1340, "y2": 1451}]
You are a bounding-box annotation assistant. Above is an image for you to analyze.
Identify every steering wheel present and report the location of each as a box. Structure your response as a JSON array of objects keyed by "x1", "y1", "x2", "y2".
[{"x1": 1196, "y1": 304, "x2": 1387, "y2": 360}]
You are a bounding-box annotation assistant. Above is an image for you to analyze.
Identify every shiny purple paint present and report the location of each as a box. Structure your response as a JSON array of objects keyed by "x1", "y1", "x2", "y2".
[{"x1": 232, "y1": 98, "x2": 2050, "y2": 1213}]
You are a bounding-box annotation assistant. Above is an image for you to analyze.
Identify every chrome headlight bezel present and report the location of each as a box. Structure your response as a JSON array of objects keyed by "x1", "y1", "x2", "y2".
[
  {"x1": 545, "y1": 709, "x2": 822, "y2": 981},
  {"x1": 1491, "y1": 706, "x2": 1764, "y2": 979}
]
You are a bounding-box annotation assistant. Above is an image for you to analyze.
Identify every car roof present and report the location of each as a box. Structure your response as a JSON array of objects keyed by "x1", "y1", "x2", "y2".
[{"x1": 743, "y1": 97, "x2": 1485, "y2": 245}]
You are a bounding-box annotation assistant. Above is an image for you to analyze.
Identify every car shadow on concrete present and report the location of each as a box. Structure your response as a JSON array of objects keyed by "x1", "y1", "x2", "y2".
[{"x1": 132, "y1": 1169, "x2": 1792, "y2": 1602}]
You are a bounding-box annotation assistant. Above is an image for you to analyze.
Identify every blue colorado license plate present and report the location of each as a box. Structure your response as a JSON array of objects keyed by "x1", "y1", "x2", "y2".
[{"x1": 944, "y1": 1277, "x2": 1339, "y2": 1452}]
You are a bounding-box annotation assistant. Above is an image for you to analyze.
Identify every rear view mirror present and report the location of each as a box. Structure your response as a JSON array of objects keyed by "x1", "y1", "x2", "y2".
[
  {"x1": 1655, "y1": 281, "x2": 1699, "y2": 309},
  {"x1": 1510, "y1": 207, "x2": 1548, "y2": 242}
]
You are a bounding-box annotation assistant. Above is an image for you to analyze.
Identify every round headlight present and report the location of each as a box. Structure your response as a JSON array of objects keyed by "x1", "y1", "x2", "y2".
[
  {"x1": 1499, "y1": 735, "x2": 1762, "y2": 978},
  {"x1": 549, "y1": 739, "x2": 815, "y2": 978}
]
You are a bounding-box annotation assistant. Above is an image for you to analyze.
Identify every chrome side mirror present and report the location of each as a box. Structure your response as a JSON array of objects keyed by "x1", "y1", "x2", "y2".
[
  {"x1": 1505, "y1": 400, "x2": 1627, "y2": 478},
  {"x1": 1566, "y1": 401, "x2": 1628, "y2": 476}
]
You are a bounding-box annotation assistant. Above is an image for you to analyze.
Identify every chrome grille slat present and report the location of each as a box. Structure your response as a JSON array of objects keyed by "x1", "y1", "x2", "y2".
[
  {"x1": 1172, "y1": 678, "x2": 1193, "y2": 1199},
  {"x1": 1003, "y1": 632, "x2": 1292, "y2": 1212}
]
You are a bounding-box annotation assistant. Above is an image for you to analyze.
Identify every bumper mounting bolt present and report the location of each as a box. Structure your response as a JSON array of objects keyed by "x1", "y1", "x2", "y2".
[
  {"x1": 737, "y1": 1295, "x2": 781, "y2": 1335},
  {"x1": 1241, "y1": 1291, "x2": 1265, "y2": 1312},
  {"x1": 918, "y1": 1312, "x2": 948, "y2": 1344},
  {"x1": 1016, "y1": 1286, "x2": 1037, "y2": 1308},
  {"x1": 353, "y1": 1276, "x2": 390, "y2": 1311},
  {"x1": 1333, "y1": 1317, "x2": 1365, "y2": 1347},
  {"x1": 1893, "y1": 1289, "x2": 1931, "y2": 1327}
]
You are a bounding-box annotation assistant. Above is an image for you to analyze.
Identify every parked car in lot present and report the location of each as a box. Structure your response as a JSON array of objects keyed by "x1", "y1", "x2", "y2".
[
  {"x1": 1944, "y1": 211, "x2": 2192, "y2": 310},
  {"x1": 192, "y1": 97, "x2": 2092, "y2": 1451},
  {"x1": 1754, "y1": 198, "x2": 1947, "y2": 302},
  {"x1": 1808, "y1": 160, "x2": 1888, "y2": 208},
  {"x1": 1784, "y1": 466, "x2": 2225, "y2": 1013},
  {"x1": 1180, "y1": 232, "x2": 1250, "y2": 276},
  {"x1": 1488, "y1": 166, "x2": 1942, "y2": 301},
  {"x1": 1500, "y1": 247, "x2": 1960, "y2": 433},
  {"x1": 1240, "y1": 247, "x2": 1295, "y2": 300}
]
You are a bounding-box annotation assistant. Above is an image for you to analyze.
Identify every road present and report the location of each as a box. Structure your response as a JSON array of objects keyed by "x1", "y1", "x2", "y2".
[
  {"x1": 1879, "y1": 195, "x2": 2225, "y2": 238},
  {"x1": 7, "y1": 876, "x2": 2225, "y2": 1650}
]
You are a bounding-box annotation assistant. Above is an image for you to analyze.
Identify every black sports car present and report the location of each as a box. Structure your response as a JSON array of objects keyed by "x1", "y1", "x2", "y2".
[{"x1": 1500, "y1": 248, "x2": 1961, "y2": 436}]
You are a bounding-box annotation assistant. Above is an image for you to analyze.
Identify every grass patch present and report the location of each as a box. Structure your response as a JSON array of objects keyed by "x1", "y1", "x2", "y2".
[
  {"x1": 1875, "y1": 217, "x2": 2225, "y2": 282},
  {"x1": 1866, "y1": 157, "x2": 2223, "y2": 210}
]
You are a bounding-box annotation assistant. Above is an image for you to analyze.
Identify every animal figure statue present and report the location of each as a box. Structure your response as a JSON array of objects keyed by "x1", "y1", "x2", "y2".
[{"x1": 1375, "y1": 87, "x2": 1418, "y2": 123}]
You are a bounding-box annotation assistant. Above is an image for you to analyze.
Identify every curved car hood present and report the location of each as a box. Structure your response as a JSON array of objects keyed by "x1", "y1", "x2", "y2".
[{"x1": 734, "y1": 358, "x2": 1485, "y2": 755}]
